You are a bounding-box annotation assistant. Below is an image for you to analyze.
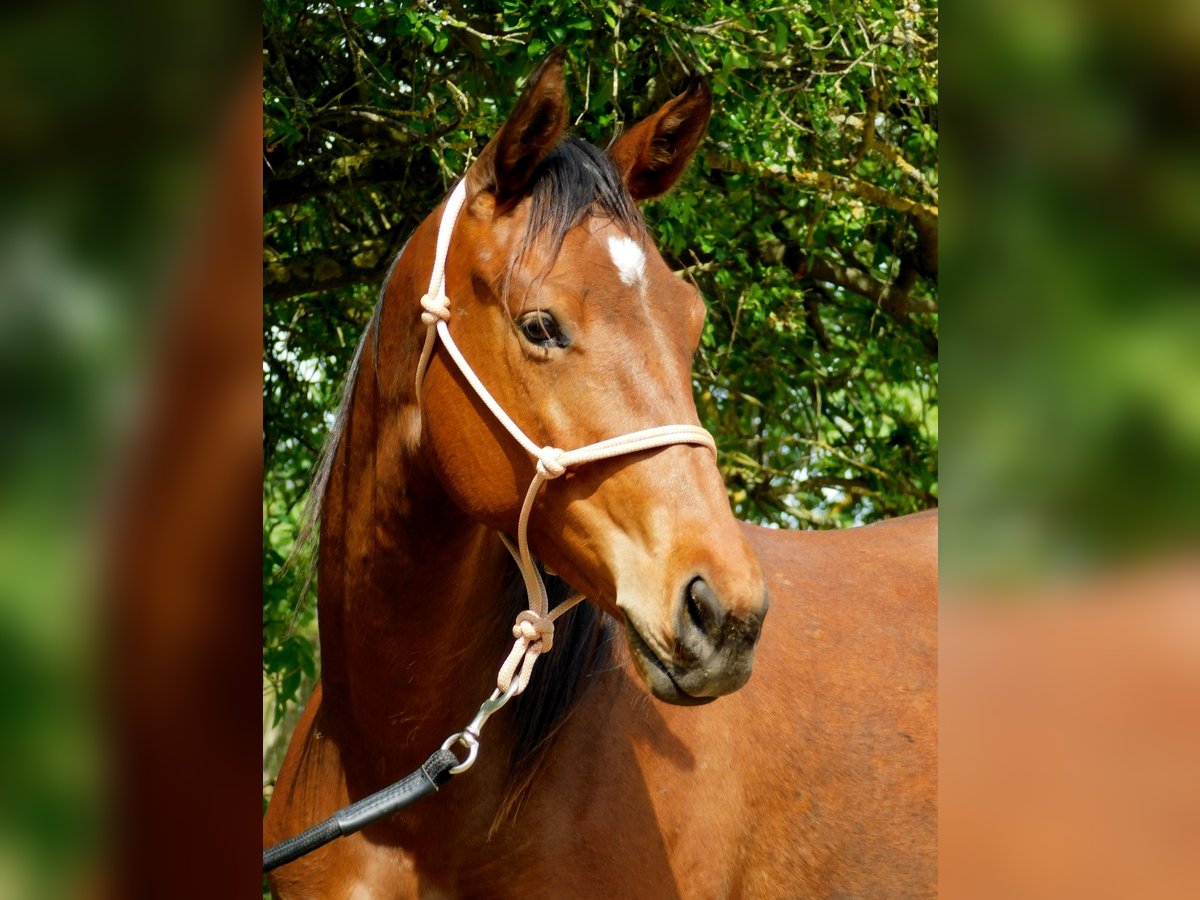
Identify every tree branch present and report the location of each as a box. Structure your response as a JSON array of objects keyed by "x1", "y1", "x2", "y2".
[
  {"x1": 265, "y1": 145, "x2": 428, "y2": 210},
  {"x1": 705, "y1": 150, "x2": 938, "y2": 224},
  {"x1": 844, "y1": 83, "x2": 880, "y2": 171},
  {"x1": 870, "y1": 137, "x2": 938, "y2": 204},
  {"x1": 803, "y1": 287, "x2": 833, "y2": 351},
  {"x1": 790, "y1": 251, "x2": 938, "y2": 356},
  {"x1": 444, "y1": 0, "x2": 502, "y2": 96},
  {"x1": 798, "y1": 254, "x2": 935, "y2": 317},
  {"x1": 264, "y1": 236, "x2": 400, "y2": 301},
  {"x1": 635, "y1": 6, "x2": 764, "y2": 41},
  {"x1": 417, "y1": 0, "x2": 528, "y2": 44}
]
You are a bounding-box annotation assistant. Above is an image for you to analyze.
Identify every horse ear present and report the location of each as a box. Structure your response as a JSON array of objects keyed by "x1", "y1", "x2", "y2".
[
  {"x1": 607, "y1": 78, "x2": 712, "y2": 201},
  {"x1": 472, "y1": 48, "x2": 568, "y2": 207}
]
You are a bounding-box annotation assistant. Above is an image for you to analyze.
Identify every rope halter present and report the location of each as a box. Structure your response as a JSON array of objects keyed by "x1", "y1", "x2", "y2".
[
  {"x1": 413, "y1": 178, "x2": 717, "y2": 696},
  {"x1": 420, "y1": 292, "x2": 451, "y2": 325}
]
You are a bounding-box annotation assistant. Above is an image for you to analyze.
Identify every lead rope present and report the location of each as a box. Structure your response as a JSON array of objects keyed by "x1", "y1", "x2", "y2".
[
  {"x1": 264, "y1": 179, "x2": 720, "y2": 872},
  {"x1": 417, "y1": 179, "x2": 716, "y2": 707}
]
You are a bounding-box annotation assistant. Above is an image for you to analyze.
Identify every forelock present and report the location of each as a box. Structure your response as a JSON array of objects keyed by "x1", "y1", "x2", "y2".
[{"x1": 521, "y1": 136, "x2": 645, "y2": 260}]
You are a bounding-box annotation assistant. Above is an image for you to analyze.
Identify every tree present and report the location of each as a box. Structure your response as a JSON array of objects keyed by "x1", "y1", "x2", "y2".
[{"x1": 262, "y1": 0, "x2": 938, "y2": 754}]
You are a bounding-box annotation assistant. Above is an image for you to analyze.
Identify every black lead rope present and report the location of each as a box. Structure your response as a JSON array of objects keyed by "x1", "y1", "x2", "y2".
[{"x1": 263, "y1": 747, "x2": 460, "y2": 872}]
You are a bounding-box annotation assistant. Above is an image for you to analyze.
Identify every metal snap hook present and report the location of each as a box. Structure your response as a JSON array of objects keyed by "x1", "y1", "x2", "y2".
[
  {"x1": 464, "y1": 683, "x2": 519, "y2": 738},
  {"x1": 441, "y1": 731, "x2": 480, "y2": 775},
  {"x1": 439, "y1": 682, "x2": 519, "y2": 775}
]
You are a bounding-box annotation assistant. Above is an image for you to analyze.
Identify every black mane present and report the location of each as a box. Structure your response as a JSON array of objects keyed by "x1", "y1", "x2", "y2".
[
  {"x1": 290, "y1": 131, "x2": 631, "y2": 826},
  {"x1": 296, "y1": 133, "x2": 643, "y2": 567},
  {"x1": 521, "y1": 134, "x2": 645, "y2": 260},
  {"x1": 496, "y1": 558, "x2": 617, "y2": 830}
]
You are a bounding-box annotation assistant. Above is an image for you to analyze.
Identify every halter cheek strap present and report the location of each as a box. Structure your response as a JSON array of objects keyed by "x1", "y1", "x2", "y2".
[{"x1": 413, "y1": 179, "x2": 717, "y2": 696}]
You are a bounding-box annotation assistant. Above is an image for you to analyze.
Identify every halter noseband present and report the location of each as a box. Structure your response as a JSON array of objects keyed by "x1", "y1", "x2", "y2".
[
  {"x1": 264, "y1": 177, "x2": 724, "y2": 872},
  {"x1": 413, "y1": 178, "x2": 717, "y2": 697}
]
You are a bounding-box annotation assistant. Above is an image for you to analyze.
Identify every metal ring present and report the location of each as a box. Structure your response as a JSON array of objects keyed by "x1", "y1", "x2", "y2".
[{"x1": 441, "y1": 732, "x2": 480, "y2": 775}]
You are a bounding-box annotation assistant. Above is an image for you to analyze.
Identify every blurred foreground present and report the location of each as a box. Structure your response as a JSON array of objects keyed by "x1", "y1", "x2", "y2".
[
  {"x1": 941, "y1": 0, "x2": 1200, "y2": 894},
  {"x1": 942, "y1": 563, "x2": 1200, "y2": 897},
  {"x1": 0, "y1": 2, "x2": 258, "y2": 897}
]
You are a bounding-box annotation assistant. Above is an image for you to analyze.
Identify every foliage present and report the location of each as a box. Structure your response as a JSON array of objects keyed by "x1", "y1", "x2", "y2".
[{"x1": 262, "y1": 0, "x2": 938, "y2": 760}]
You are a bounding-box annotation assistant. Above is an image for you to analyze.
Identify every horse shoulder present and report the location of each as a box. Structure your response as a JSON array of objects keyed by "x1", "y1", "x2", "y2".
[
  {"x1": 728, "y1": 513, "x2": 938, "y2": 895},
  {"x1": 265, "y1": 682, "x2": 423, "y2": 898}
]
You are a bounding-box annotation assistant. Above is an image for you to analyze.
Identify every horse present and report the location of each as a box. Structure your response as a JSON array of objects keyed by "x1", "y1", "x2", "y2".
[{"x1": 264, "y1": 50, "x2": 937, "y2": 899}]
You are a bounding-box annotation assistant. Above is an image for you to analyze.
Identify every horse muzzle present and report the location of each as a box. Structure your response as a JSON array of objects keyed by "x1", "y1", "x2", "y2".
[{"x1": 621, "y1": 576, "x2": 768, "y2": 705}]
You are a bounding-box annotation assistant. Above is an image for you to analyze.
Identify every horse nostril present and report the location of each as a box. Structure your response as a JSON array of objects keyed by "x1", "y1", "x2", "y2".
[{"x1": 685, "y1": 576, "x2": 723, "y2": 641}]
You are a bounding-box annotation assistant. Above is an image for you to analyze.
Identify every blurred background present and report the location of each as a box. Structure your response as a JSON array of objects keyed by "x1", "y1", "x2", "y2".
[{"x1": 0, "y1": 0, "x2": 1196, "y2": 897}]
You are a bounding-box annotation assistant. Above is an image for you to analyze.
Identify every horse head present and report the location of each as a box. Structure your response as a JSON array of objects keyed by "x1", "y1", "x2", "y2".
[{"x1": 409, "y1": 50, "x2": 768, "y2": 704}]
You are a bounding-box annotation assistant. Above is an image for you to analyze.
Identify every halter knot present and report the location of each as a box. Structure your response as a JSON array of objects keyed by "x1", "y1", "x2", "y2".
[
  {"x1": 512, "y1": 609, "x2": 554, "y2": 653},
  {"x1": 420, "y1": 292, "x2": 451, "y2": 325},
  {"x1": 536, "y1": 447, "x2": 567, "y2": 480}
]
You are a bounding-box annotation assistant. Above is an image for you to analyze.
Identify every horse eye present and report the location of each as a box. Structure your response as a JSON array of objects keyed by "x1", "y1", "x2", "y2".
[{"x1": 518, "y1": 312, "x2": 568, "y2": 348}]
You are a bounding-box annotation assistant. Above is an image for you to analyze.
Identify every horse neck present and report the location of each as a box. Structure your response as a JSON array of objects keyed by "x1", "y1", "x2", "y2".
[{"x1": 315, "y1": 234, "x2": 519, "y2": 767}]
